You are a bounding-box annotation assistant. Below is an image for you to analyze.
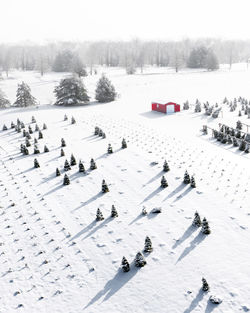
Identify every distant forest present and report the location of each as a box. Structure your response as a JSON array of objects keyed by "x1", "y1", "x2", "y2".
[{"x1": 0, "y1": 38, "x2": 250, "y2": 76}]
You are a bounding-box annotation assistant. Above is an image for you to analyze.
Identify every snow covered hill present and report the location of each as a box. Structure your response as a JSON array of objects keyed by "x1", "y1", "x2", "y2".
[{"x1": 0, "y1": 65, "x2": 250, "y2": 312}]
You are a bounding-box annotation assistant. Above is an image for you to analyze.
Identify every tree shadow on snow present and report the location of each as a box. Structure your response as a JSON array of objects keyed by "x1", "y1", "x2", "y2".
[
  {"x1": 176, "y1": 232, "x2": 206, "y2": 263},
  {"x1": 173, "y1": 186, "x2": 193, "y2": 202},
  {"x1": 69, "y1": 220, "x2": 97, "y2": 242},
  {"x1": 129, "y1": 213, "x2": 145, "y2": 225},
  {"x1": 205, "y1": 300, "x2": 217, "y2": 313},
  {"x1": 164, "y1": 183, "x2": 186, "y2": 201},
  {"x1": 140, "y1": 186, "x2": 165, "y2": 204},
  {"x1": 71, "y1": 192, "x2": 104, "y2": 212},
  {"x1": 144, "y1": 171, "x2": 164, "y2": 186},
  {"x1": 42, "y1": 182, "x2": 65, "y2": 197},
  {"x1": 83, "y1": 267, "x2": 139, "y2": 310},
  {"x1": 172, "y1": 224, "x2": 198, "y2": 249},
  {"x1": 183, "y1": 289, "x2": 205, "y2": 313},
  {"x1": 82, "y1": 217, "x2": 113, "y2": 240}
]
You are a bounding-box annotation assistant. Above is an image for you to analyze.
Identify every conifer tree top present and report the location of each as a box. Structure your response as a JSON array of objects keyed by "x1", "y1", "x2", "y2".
[{"x1": 14, "y1": 81, "x2": 37, "y2": 107}]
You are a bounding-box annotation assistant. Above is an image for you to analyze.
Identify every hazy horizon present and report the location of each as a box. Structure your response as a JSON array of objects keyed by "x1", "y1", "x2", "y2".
[{"x1": 1, "y1": 0, "x2": 250, "y2": 44}]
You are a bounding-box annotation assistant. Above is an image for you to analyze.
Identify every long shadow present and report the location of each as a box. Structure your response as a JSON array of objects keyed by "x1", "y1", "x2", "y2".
[
  {"x1": 164, "y1": 183, "x2": 186, "y2": 200},
  {"x1": 83, "y1": 267, "x2": 139, "y2": 310},
  {"x1": 18, "y1": 167, "x2": 36, "y2": 175},
  {"x1": 173, "y1": 186, "x2": 193, "y2": 202},
  {"x1": 71, "y1": 192, "x2": 104, "y2": 212},
  {"x1": 82, "y1": 134, "x2": 96, "y2": 140},
  {"x1": 140, "y1": 111, "x2": 167, "y2": 119},
  {"x1": 183, "y1": 289, "x2": 205, "y2": 313},
  {"x1": 129, "y1": 213, "x2": 145, "y2": 225},
  {"x1": 69, "y1": 220, "x2": 97, "y2": 242},
  {"x1": 205, "y1": 300, "x2": 217, "y2": 313},
  {"x1": 145, "y1": 171, "x2": 164, "y2": 185},
  {"x1": 172, "y1": 224, "x2": 198, "y2": 249},
  {"x1": 38, "y1": 172, "x2": 58, "y2": 185},
  {"x1": 176, "y1": 232, "x2": 206, "y2": 263},
  {"x1": 42, "y1": 182, "x2": 65, "y2": 197},
  {"x1": 96, "y1": 153, "x2": 108, "y2": 161},
  {"x1": 140, "y1": 186, "x2": 164, "y2": 204},
  {"x1": 87, "y1": 137, "x2": 103, "y2": 143},
  {"x1": 82, "y1": 217, "x2": 113, "y2": 240}
]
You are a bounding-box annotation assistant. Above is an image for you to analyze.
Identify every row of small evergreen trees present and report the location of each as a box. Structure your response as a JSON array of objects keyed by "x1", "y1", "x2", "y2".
[{"x1": 0, "y1": 74, "x2": 116, "y2": 108}]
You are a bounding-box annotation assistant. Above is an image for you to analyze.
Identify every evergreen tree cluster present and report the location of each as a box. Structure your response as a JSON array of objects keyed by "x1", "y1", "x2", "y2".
[
  {"x1": 96, "y1": 205, "x2": 118, "y2": 221},
  {"x1": 187, "y1": 46, "x2": 219, "y2": 70},
  {"x1": 94, "y1": 126, "x2": 106, "y2": 139},
  {"x1": 192, "y1": 212, "x2": 211, "y2": 234},
  {"x1": 183, "y1": 171, "x2": 196, "y2": 188}
]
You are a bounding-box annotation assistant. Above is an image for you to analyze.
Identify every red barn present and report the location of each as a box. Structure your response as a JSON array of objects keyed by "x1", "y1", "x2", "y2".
[{"x1": 152, "y1": 101, "x2": 180, "y2": 114}]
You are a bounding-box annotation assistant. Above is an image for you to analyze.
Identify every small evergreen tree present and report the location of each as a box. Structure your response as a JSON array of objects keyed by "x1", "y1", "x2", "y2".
[
  {"x1": 90, "y1": 158, "x2": 97, "y2": 170},
  {"x1": 44, "y1": 145, "x2": 49, "y2": 153},
  {"x1": 107, "y1": 144, "x2": 113, "y2": 154},
  {"x1": 56, "y1": 168, "x2": 61, "y2": 176},
  {"x1": 184, "y1": 170, "x2": 190, "y2": 184},
  {"x1": 35, "y1": 124, "x2": 39, "y2": 131},
  {"x1": 236, "y1": 120, "x2": 242, "y2": 130},
  {"x1": 95, "y1": 74, "x2": 117, "y2": 103},
  {"x1": 64, "y1": 114, "x2": 68, "y2": 121},
  {"x1": 94, "y1": 126, "x2": 99, "y2": 135},
  {"x1": 61, "y1": 138, "x2": 66, "y2": 147},
  {"x1": 2, "y1": 124, "x2": 7, "y2": 131},
  {"x1": 161, "y1": 175, "x2": 168, "y2": 188},
  {"x1": 202, "y1": 218, "x2": 211, "y2": 235},
  {"x1": 121, "y1": 138, "x2": 127, "y2": 149},
  {"x1": 23, "y1": 129, "x2": 27, "y2": 137},
  {"x1": 163, "y1": 160, "x2": 170, "y2": 172},
  {"x1": 63, "y1": 174, "x2": 70, "y2": 185},
  {"x1": 26, "y1": 133, "x2": 31, "y2": 140},
  {"x1": 111, "y1": 205, "x2": 118, "y2": 217},
  {"x1": 43, "y1": 123, "x2": 47, "y2": 130},
  {"x1": 34, "y1": 138, "x2": 38, "y2": 144},
  {"x1": 31, "y1": 116, "x2": 36, "y2": 123},
  {"x1": 70, "y1": 154, "x2": 77, "y2": 166},
  {"x1": 121, "y1": 256, "x2": 130, "y2": 272},
  {"x1": 61, "y1": 148, "x2": 65, "y2": 157},
  {"x1": 190, "y1": 176, "x2": 196, "y2": 188},
  {"x1": 25, "y1": 138, "x2": 31, "y2": 147},
  {"x1": 102, "y1": 179, "x2": 109, "y2": 193},
  {"x1": 183, "y1": 101, "x2": 190, "y2": 110},
  {"x1": 11, "y1": 121, "x2": 15, "y2": 128},
  {"x1": 233, "y1": 137, "x2": 239, "y2": 147},
  {"x1": 0, "y1": 89, "x2": 10, "y2": 108},
  {"x1": 14, "y1": 82, "x2": 37, "y2": 107},
  {"x1": 64, "y1": 159, "x2": 71, "y2": 171},
  {"x1": 34, "y1": 145, "x2": 40, "y2": 154},
  {"x1": 144, "y1": 236, "x2": 153, "y2": 253},
  {"x1": 38, "y1": 130, "x2": 43, "y2": 139},
  {"x1": 96, "y1": 208, "x2": 104, "y2": 221},
  {"x1": 239, "y1": 140, "x2": 246, "y2": 151},
  {"x1": 134, "y1": 252, "x2": 147, "y2": 267},
  {"x1": 54, "y1": 77, "x2": 89, "y2": 105},
  {"x1": 20, "y1": 144, "x2": 25, "y2": 154},
  {"x1": 202, "y1": 277, "x2": 210, "y2": 292},
  {"x1": 98, "y1": 129, "x2": 103, "y2": 137},
  {"x1": 28, "y1": 125, "x2": 33, "y2": 134},
  {"x1": 23, "y1": 146, "x2": 29, "y2": 155},
  {"x1": 20, "y1": 122, "x2": 25, "y2": 129},
  {"x1": 245, "y1": 145, "x2": 249, "y2": 153},
  {"x1": 71, "y1": 116, "x2": 76, "y2": 124},
  {"x1": 102, "y1": 132, "x2": 106, "y2": 139},
  {"x1": 192, "y1": 211, "x2": 202, "y2": 227},
  {"x1": 34, "y1": 158, "x2": 40, "y2": 168},
  {"x1": 79, "y1": 160, "x2": 85, "y2": 173}
]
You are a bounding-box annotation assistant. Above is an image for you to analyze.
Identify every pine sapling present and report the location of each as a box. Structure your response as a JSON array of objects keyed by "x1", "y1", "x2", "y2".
[
  {"x1": 25, "y1": 138, "x2": 31, "y2": 147},
  {"x1": 202, "y1": 218, "x2": 211, "y2": 235},
  {"x1": 64, "y1": 114, "x2": 68, "y2": 121},
  {"x1": 70, "y1": 154, "x2": 77, "y2": 166},
  {"x1": 134, "y1": 252, "x2": 147, "y2": 267},
  {"x1": 61, "y1": 138, "x2": 66, "y2": 147},
  {"x1": 35, "y1": 124, "x2": 39, "y2": 131},
  {"x1": 38, "y1": 130, "x2": 43, "y2": 139},
  {"x1": 111, "y1": 205, "x2": 118, "y2": 217},
  {"x1": 121, "y1": 138, "x2": 127, "y2": 149},
  {"x1": 11, "y1": 121, "x2": 15, "y2": 128},
  {"x1": 107, "y1": 144, "x2": 113, "y2": 154},
  {"x1": 144, "y1": 236, "x2": 153, "y2": 253},
  {"x1": 71, "y1": 116, "x2": 76, "y2": 124},
  {"x1": 56, "y1": 168, "x2": 61, "y2": 176},
  {"x1": 2, "y1": 124, "x2": 7, "y2": 131},
  {"x1": 163, "y1": 160, "x2": 170, "y2": 172},
  {"x1": 202, "y1": 277, "x2": 210, "y2": 292},
  {"x1": 63, "y1": 174, "x2": 70, "y2": 185},
  {"x1": 161, "y1": 175, "x2": 168, "y2": 188},
  {"x1": 31, "y1": 116, "x2": 36, "y2": 123},
  {"x1": 43, "y1": 123, "x2": 47, "y2": 130},
  {"x1": 98, "y1": 129, "x2": 103, "y2": 137},
  {"x1": 184, "y1": 170, "x2": 191, "y2": 184},
  {"x1": 64, "y1": 159, "x2": 71, "y2": 171},
  {"x1": 121, "y1": 256, "x2": 130, "y2": 272},
  {"x1": 102, "y1": 179, "x2": 109, "y2": 193},
  {"x1": 94, "y1": 126, "x2": 99, "y2": 135},
  {"x1": 192, "y1": 211, "x2": 202, "y2": 227},
  {"x1": 34, "y1": 145, "x2": 40, "y2": 154},
  {"x1": 34, "y1": 138, "x2": 38, "y2": 144},
  {"x1": 44, "y1": 145, "x2": 49, "y2": 153},
  {"x1": 102, "y1": 132, "x2": 106, "y2": 139},
  {"x1": 90, "y1": 158, "x2": 97, "y2": 170},
  {"x1": 28, "y1": 125, "x2": 33, "y2": 134},
  {"x1": 190, "y1": 176, "x2": 196, "y2": 188},
  {"x1": 60, "y1": 148, "x2": 65, "y2": 157},
  {"x1": 79, "y1": 160, "x2": 85, "y2": 173},
  {"x1": 96, "y1": 208, "x2": 104, "y2": 221},
  {"x1": 34, "y1": 158, "x2": 40, "y2": 168}
]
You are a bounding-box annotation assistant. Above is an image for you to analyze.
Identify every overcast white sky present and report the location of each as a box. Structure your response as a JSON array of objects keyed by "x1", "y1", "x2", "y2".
[{"x1": 1, "y1": 0, "x2": 250, "y2": 43}]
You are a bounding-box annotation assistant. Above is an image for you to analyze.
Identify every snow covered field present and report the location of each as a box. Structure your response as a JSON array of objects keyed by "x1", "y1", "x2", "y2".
[{"x1": 1, "y1": 64, "x2": 250, "y2": 312}]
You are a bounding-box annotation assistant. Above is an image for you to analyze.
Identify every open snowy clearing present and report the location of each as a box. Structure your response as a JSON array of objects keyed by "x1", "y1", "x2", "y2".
[{"x1": 0, "y1": 65, "x2": 250, "y2": 312}]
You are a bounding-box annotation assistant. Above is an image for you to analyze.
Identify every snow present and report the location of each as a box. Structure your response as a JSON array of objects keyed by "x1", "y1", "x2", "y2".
[{"x1": 0, "y1": 64, "x2": 250, "y2": 312}]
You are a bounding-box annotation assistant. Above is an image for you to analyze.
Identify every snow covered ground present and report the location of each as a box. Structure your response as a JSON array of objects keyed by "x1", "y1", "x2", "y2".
[{"x1": 0, "y1": 64, "x2": 250, "y2": 312}]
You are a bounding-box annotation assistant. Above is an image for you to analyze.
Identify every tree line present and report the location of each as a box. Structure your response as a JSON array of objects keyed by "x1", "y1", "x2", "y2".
[{"x1": 0, "y1": 38, "x2": 250, "y2": 76}]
